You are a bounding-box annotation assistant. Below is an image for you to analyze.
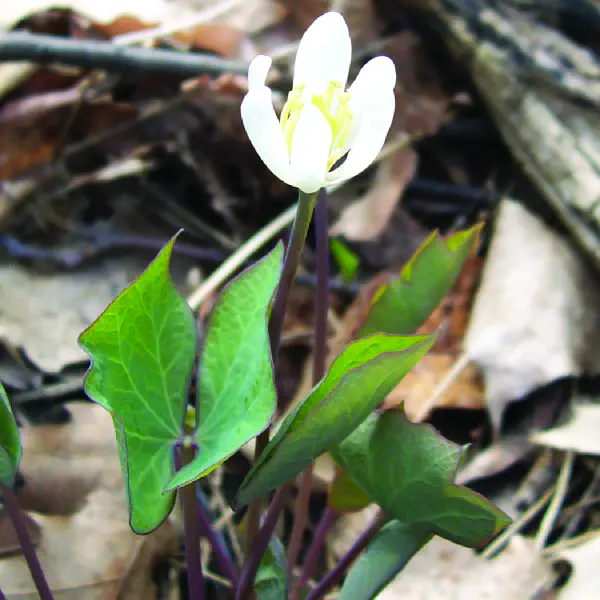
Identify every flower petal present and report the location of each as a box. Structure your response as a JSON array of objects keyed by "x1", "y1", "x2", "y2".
[
  {"x1": 241, "y1": 86, "x2": 294, "y2": 185},
  {"x1": 293, "y1": 12, "x2": 351, "y2": 93},
  {"x1": 248, "y1": 55, "x2": 272, "y2": 90},
  {"x1": 326, "y1": 88, "x2": 395, "y2": 185},
  {"x1": 342, "y1": 56, "x2": 397, "y2": 153},
  {"x1": 290, "y1": 104, "x2": 332, "y2": 193}
]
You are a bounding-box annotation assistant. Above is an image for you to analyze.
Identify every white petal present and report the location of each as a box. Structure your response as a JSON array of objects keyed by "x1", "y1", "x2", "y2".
[
  {"x1": 342, "y1": 56, "x2": 397, "y2": 152},
  {"x1": 290, "y1": 104, "x2": 332, "y2": 193},
  {"x1": 327, "y1": 88, "x2": 395, "y2": 185},
  {"x1": 248, "y1": 55, "x2": 272, "y2": 90},
  {"x1": 241, "y1": 87, "x2": 294, "y2": 185},
  {"x1": 293, "y1": 12, "x2": 351, "y2": 93}
]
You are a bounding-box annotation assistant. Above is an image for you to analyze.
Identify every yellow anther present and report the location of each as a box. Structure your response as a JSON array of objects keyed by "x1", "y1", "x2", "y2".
[{"x1": 279, "y1": 80, "x2": 353, "y2": 168}]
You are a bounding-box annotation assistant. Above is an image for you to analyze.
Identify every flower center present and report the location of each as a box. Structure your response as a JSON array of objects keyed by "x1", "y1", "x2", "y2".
[{"x1": 280, "y1": 81, "x2": 353, "y2": 169}]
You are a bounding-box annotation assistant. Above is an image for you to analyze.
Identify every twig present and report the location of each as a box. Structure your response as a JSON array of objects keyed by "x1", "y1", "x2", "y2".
[
  {"x1": 481, "y1": 484, "x2": 555, "y2": 559},
  {"x1": 0, "y1": 32, "x2": 248, "y2": 78},
  {"x1": 414, "y1": 352, "x2": 471, "y2": 422},
  {"x1": 0, "y1": 483, "x2": 55, "y2": 600},
  {"x1": 287, "y1": 190, "x2": 330, "y2": 573},
  {"x1": 535, "y1": 451, "x2": 575, "y2": 550},
  {"x1": 187, "y1": 205, "x2": 297, "y2": 310}
]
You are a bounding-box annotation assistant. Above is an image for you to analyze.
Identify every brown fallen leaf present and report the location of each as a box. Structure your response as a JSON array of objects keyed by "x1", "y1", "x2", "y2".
[
  {"x1": 330, "y1": 148, "x2": 418, "y2": 241},
  {"x1": 0, "y1": 257, "x2": 143, "y2": 372},
  {"x1": 0, "y1": 403, "x2": 179, "y2": 599},
  {"x1": 465, "y1": 199, "x2": 600, "y2": 432},
  {"x1": 379, "y1": 535, "x2": 553, "y2": 600},
  {"x1": 385, "y1": 353, "x2": 484, "y2": 420}
]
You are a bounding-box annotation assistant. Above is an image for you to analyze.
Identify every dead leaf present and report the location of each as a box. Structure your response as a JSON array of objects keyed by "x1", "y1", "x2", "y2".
[
  {"x1": 0, "y1": 257, "x2": 143, "y2": 372},
  {"x1": 385, "y1": 354, "x2": 484, "y2": 420},
  {"x1": 330, "y1": 148, "x2": 418, "y2": 242},
  {"x1": 531, "y1": 403, "x2": 600, "y2": 456},
  {"x1": 0, "y1": 403, "x2": 179, "y2": 599},
  {"x1": 556, "y1": 532, "x2": 600, "y2": 600},
  {"x1": 386, "y1": 30, "x2": 456, "y2": 138},
  {"x1": 277, "y1": 0, "x2": 327, "y2": 32},
  {"x1": 329, "y1": 0, "x2": 378, "y2": 47},
  {"x1": 465, "y1": 199, "x2": 600, "y2": 432},
  {"x1": 456, "y1": 434, "x2": 534, "y2": 485},
  {"x1": 380, "y1": 535, "x2": 553, "y2": 600}
]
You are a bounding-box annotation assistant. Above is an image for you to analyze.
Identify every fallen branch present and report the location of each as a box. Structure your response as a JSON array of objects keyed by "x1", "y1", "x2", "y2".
[{"x1": 0, "y1": 31, "x2": 248, "y2": 78}]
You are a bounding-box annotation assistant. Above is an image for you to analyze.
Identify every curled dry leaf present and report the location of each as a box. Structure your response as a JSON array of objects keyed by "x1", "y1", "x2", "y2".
[{"x1": 465, "y1": 199, "x2": 600, "y2": 432}]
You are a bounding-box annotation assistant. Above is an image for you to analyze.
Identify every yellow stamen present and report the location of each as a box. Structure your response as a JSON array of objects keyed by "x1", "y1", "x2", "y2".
[{"x1": 279, "y1": 80, "x2": 354, "y2": 169}]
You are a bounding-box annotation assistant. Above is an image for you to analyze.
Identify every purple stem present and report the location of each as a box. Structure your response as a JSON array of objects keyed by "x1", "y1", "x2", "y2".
[
  {"x1": 0, "y1": 482, "x2": 55, "y2": 600},
  {"x1": 287, "y1": 190, "x2": 330, "y2": 572},
  {"x1": 245, "y1": 189, "x2": 318, "y2": 555},
  {"x1": 305, "y1": 511, "x2": 388, "y2": 600},
  {"x1": 235, "y1": 483, "x2": 293, "y2": 600},
  {"x1": 175, "y1": 447, "x2": 205, "y2": 600},
  {"x1": 297, "y1": 507, "x2": 337, "y2": 592},
  {"x1": 196, "y1": 496, "x2": 239, "y2": 588},
  {"x1": 0, "y1": 584, "x2": 6, "y2": 599}
]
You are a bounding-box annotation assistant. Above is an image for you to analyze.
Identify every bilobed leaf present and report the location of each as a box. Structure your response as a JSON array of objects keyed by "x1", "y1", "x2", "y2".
[
  {"x1": 332, "y1": 409, "x2": 510, "y2": 548},
  {"x1": 329, "y1": 467, "x2": 372, "y2": 513},
  {"x1": 255, "y1": 536, "x2": 288, "y2": 600},
  {"x1": 79, "y1": 233, "x2": 197, "y2": 533},
  {"x1": 167, "y1": 244, "x2": 283, "y2": 490},
  {"x1": 0, "y1": 383, "x2": 21, "y2": 486},
  {"x1": 237, "y1": 333, "x2": 436, "y2": 507},
  {"x1": 337, "y1": 521, "x2": 433, "y2": 600},
  {"x1": 358, "y1": 226, "x2": 481, "y2": 338}
]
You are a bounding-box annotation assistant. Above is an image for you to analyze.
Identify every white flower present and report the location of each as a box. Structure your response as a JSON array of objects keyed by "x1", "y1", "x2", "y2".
[{"x1": 241, "y1": 12, "x2": 396, "y2": 194}]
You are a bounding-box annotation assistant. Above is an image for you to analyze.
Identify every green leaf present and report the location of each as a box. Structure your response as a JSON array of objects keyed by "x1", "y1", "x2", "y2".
[
  {"x1": 167, "y1": 244, "x2": 283, "y2": 490},
  {"x1": 332, "y1": 409, "x2": 511, "y2": 548},
  {"x1": 337, "y1": 521, "x2": 432, "y2": 600},
  {"x1": 358, "y1": 226, "x2": 481, "y2": 338},
  {"x1": 255, "y1": 536, "x2": 288, "y2": 600},
  {"x1": 329, "y1": 467, "x2": 372, "y2": 513},
  {"x1": 330, "y1": 238, "x2": 359, "y2": 283},
  {"x1": 79, "y1": 233, "x2": 197, "y2": 533},
  {"x1": 237, "y1": 333, "x2": 436, "y2": 507},
  {"x1": 0, "y1": 383, "x2": 21, "y2": 487}
]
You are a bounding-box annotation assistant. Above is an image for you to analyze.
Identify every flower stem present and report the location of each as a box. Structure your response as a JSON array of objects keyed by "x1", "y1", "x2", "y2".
[
  {"x1": 235, "y1": 483, "x2": 293, "y2": 600},
  {"x1": 0, "y1": 482, "x2": 54, "y2": 600},
  {"x1": 176, "y1": 446, "x2": 206, "y2": 600},
  {"x1": 269, "y1": 190, "x2": 319, "y2": 361},
  {"x1": 305, "y1": 511, "x2": 389, "y2": 600},
  {"x1": 287, "y1": 189, "x2": 329, "y2": 572},
  {"x1": 245, "y1": 190, "x2": 318, "y2": 554},
  {"x1": 296, "y1": 506, "x2": 337, "y2": 594}
]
